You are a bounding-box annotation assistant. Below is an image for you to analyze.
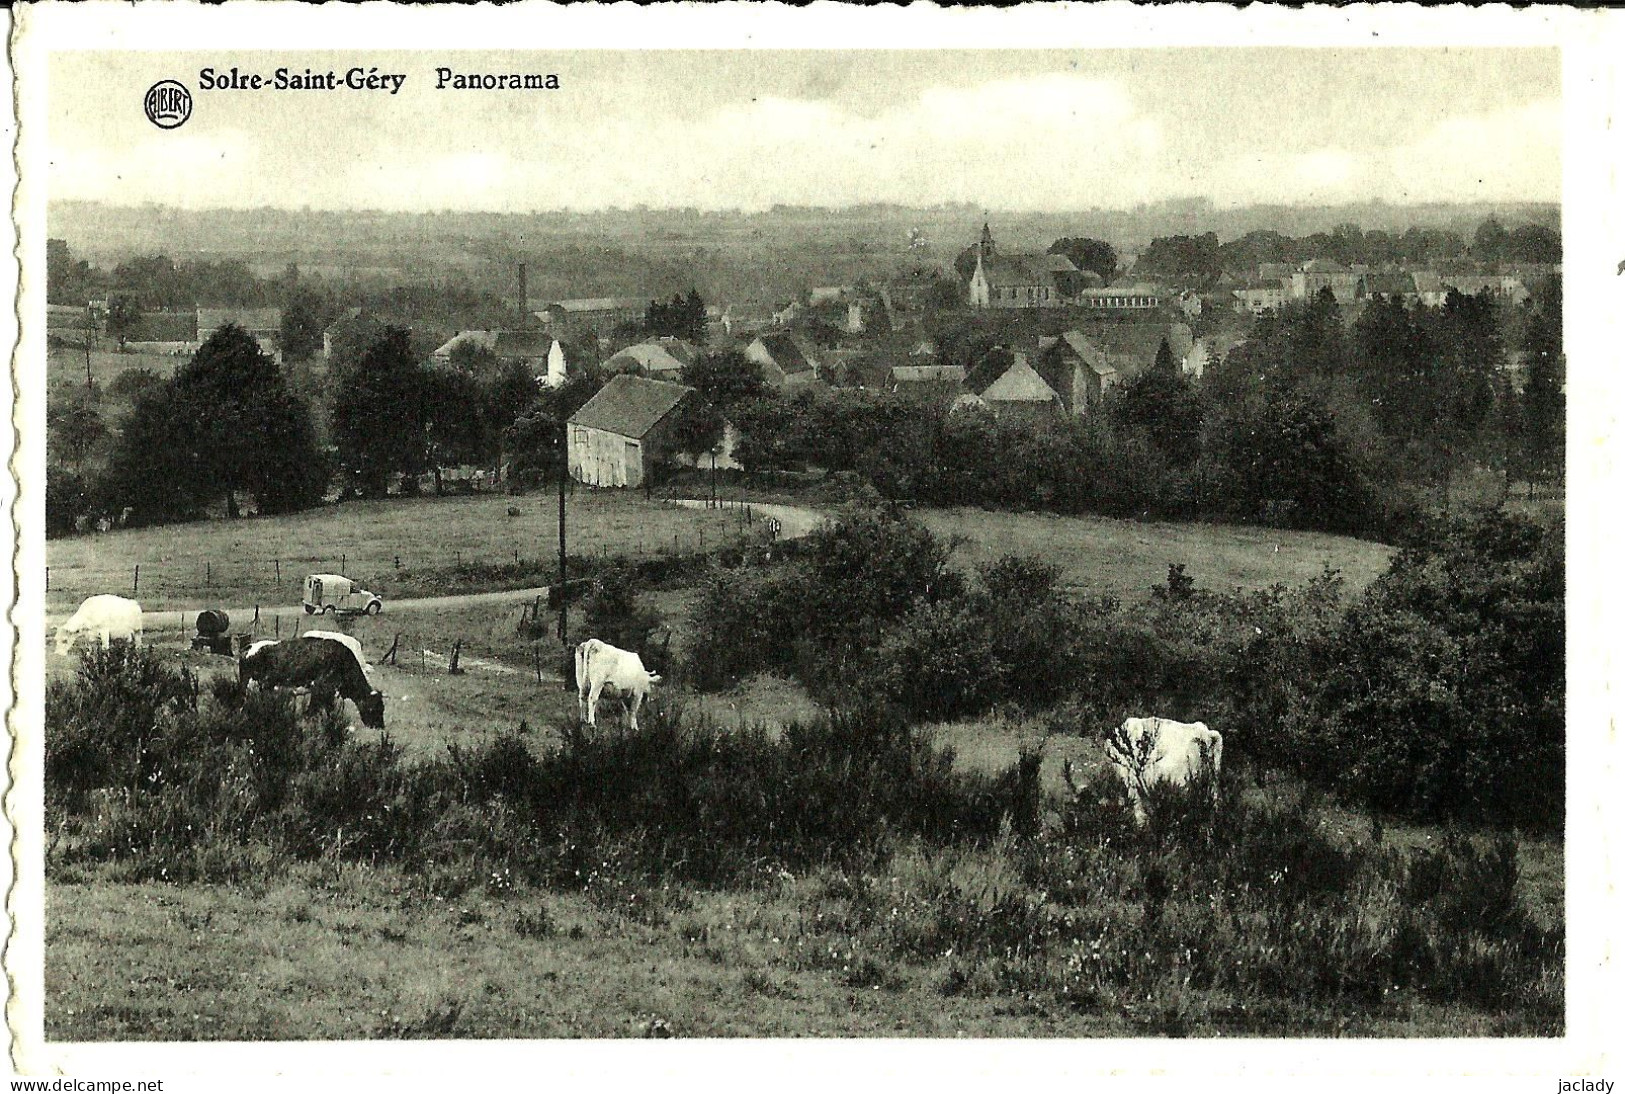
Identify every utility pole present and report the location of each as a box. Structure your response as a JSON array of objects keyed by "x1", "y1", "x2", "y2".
[
  {"x1": 84, "y1": 301, "x2": 94, "y2": 392},
  {"x1": 556, "y1": 417, "x2": 568, "y2": 672}
]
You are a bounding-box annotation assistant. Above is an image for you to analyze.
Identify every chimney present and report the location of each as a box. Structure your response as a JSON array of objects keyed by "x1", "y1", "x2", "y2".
[{"x1": 517, "y1": 262, "x2": 529, "y2": 321}]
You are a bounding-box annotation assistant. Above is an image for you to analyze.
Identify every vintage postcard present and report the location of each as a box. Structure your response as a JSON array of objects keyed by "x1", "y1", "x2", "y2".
[{"x1": 5, "y1": 2, "x2": 1620, "y2": 1089}]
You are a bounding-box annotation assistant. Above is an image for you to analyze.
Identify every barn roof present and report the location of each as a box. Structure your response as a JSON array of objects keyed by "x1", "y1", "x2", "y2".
[
  {"x1": 130, "y1": 310, "x2": 198, "y2": 342},
  {"x1": 569, "y1": 375, "x2": 693, "y2": 439},
  {"x1": 544, "y1": 296, "x2": 647, "y2": 314},
  {"x1": 980, "y1": 355, "x2": 1061, "y2": 405},
  {"x1": 604, "y1": 339, "x2": 694, "y2": 376},
  {"x1": 198, "y1": 308, "x2": 281, "y2": 332},
  {"x1": 975, "y1": 254, "x2": 1050, "y2": 289},
  {"x1": 753, "y1": 331, "x2": 817, "y2": 375}
]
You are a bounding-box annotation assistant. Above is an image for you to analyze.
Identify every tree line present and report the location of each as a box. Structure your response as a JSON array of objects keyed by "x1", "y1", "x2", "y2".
[{"x1": 1133, "y1": 216, "x2": 1560, "y2": 288}]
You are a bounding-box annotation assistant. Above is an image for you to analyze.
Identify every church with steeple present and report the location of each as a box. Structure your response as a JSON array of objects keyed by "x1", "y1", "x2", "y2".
[{"x1": 965, "y1": 222, "x2": 1072, "y2": 309}]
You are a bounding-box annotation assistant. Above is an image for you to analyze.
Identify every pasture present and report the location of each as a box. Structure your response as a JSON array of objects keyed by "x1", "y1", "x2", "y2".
[
  {"x1": 913, "y1": 507, "x2": 1395, "y2": 601},
  {"x1": 48, "y1": 346, "x2": 185, "y2": 391},
  {"x1": 45, "y1": 490, "x2": 763, "y2": 611},
  {"x1": 41, "y1": 502, "x2": 1562, "y2": 1040}
]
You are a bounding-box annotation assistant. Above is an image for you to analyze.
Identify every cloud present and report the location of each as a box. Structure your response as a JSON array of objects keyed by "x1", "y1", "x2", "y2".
[
  {"x1": 50, "y1": 129, "x2": 260, "y2": 206},
  {"x1": 1203, "y1": 99, "x2": 1560, "y2": 208}
]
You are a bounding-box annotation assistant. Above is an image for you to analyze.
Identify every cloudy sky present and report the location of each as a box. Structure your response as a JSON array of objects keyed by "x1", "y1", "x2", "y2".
[{"x1": 48, "y1": 49, "x2": 1560, "y2": 212}]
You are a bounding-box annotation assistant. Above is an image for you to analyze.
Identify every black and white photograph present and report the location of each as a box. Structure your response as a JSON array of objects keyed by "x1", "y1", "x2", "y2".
[{"x1": 5, "y1": 3, "x2": 1620, "y2": 1086}]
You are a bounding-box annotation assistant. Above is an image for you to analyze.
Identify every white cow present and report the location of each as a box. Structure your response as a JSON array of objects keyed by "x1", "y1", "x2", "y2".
[
  {"x1": 56, "y1": 595, "x2": 144, "y2": 655},
  {"x1": 575, "y1": 638, "x2": 662, "y2": 730},
  {"x1": 1101, "y1": 716, "x2": 1223, "y2": 826}
]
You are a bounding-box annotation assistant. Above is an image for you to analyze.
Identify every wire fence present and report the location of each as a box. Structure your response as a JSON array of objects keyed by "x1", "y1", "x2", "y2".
[{"x1": 45, "y1": 498, "x2": 772, "y2": 608}]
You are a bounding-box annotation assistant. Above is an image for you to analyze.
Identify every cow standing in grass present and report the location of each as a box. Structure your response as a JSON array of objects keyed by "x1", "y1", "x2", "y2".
[
  {"x1": 575, "y1": 638, "x2": 661, "y2": 730},
  {"x1": 1065, "y1": 717, "x2": 1223, "y2": 827},
  {"x1": 239, "y1": 636, "x2": 385, "y2": 728},
  {"x1": 55, "y1": 595, "x2": 144, "y2": 654}
]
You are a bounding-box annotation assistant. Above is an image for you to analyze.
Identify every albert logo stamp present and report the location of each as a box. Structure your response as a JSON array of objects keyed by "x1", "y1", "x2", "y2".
[{"x1": 143, "y1": 79, "x2": 192, "y2": 129}]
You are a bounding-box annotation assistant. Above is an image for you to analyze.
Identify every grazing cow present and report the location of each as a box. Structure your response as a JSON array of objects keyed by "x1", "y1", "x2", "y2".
[
  {"x1": 240, "y1": 636, "x2": 385, "y2": 728},
  {"x1": 575, "y1": 638, "x2": 662, "y2": 730},
  {"x1": 1072, "y1": 717, "x2": 1223, "y2": 826},
  {"x1": 244, "y1": 639, "x2": 280, "y2": 660},
  {"x1": 56, "y1": 595, "x2": 144, "y2": 655},
  {"x1": 301, "y1": 630, "x2": 369, "y2": 675}
]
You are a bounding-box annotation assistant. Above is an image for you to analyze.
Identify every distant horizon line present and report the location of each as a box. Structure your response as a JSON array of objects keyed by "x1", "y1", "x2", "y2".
[{"x1": 47, "y1": 197, "x2": 1560, "y2": 217}]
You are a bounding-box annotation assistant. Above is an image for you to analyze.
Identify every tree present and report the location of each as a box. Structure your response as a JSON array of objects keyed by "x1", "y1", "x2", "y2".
[
  {"x1": 645, "y1": 289, "x2": 707, "y2": 343},
  {"x1": 101, "y1": 385, "x2": 209, "y2": 525},
  {"x1": 331, "y1": 326, "x2": 430, "y2": 497},
  {"x1": 682, "y1": 350, "x2": 766, "y2": 410},
  {"x1": 504, "y1": 408, "x2": 563, "y2": 485},
  {"x1": 423, "y1": 367, "x2": 492, "y2": 492},
  {"x1": 481, "y1": 358, "x2": 541, "y2": 437},
  {"x1": 277, "y1": 290, "x2": 325, "y2": 362},
  {"x1": 1154, "y1": 336, "x2": 1176, "y2": 376},
  {"x1": 47, "y1": 239, "x2": 95, "y2": 307},
  {"x1": 47, "y1": 404, "x2": 107, "y2": 470},
  {"x1": 1473, "y1": 217, "x2": 1509, "y2": 265},
  {"x1": 1134, "y1": 232, "x2": 1221, "y2": 288},
  {"x1": 1219, "y1": 382, "x2": 1370, "y2": 533},
  {"x1": 1517, "y1": 280, "x2": 1564, "y2": 489},
  {"x1": 104, "y1": 294, "x2": 141, "y2": 349},
  {"x1": 1048, "y1": 237, "x2": 1118, "y2": 284},
  {"x1": 46, "y1": 464, "x2": 88, "y2": 538},
  {"x1": 665, "y1": 397, "x2": 726, "y2": 463},
  {"x1": 164, "y1": 323, "x2": 326, "y2": 518},
  {"x1": 1110, "y1": 366, "x2": 1205, "y2": 468},
  {"x1": 1507, "y1": 223, "x2": 1561, "y2": 265}
]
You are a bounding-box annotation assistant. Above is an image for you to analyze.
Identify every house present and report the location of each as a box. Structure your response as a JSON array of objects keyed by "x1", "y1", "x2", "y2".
[
  {"x1": 536, "y1": 297, "x2": 647, "y2": 340},
  {"x1": 1233, "y1": 278, "x2": 1291, "y2": 316},
  {"x1": 809, "y1": 286, "x2": 852, "y2": 306},
  {"x1": 892, "y1": 364, "x2": 966, "y2": 407},
  {"x1": 567, "y1": 375, "x2": 694, "y2": 489},
  {"x1": 1033, "y1": 331, "x2": 1119, "y2": 415},
  {"x1": 198, "y1": 308, "x2": 282, "y2": 357},
  {"x1": 1071, "y1": 284, "x2": 1165, "y2": 311},
  {"x1": 1290, "y1": 260, "x2": 1363, "y2": 304},
  {"x1": 123, "y1": 309, "x2": 199, "y2": 353},
  {"x1": 432, "y1": 329, "x2": 559, "y2": 374},
  {"x1": 603, "y1": 337, "x2": 699, "y2": 380},
  {"x1": 969, "y1": 351, "x2": 1063, "y2": 423},
  {"x1": 966, "y1": 224, "x2": 1063, "y2": 309},
  {"x1": 745, "y1": 331, "x2": 823, "y2": 391},
  {"x1": 1361, "y1": 270, "x2": 1419, "y2": 303}
]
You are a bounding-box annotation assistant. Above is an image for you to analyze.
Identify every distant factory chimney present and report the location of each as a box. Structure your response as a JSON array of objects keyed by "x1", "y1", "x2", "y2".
[{"x1": 517, "y1": 262, "x2": 529, "y2": 321}]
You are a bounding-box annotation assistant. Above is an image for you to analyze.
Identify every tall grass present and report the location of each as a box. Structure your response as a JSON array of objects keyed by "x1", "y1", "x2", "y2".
[{"x1": 46, "y1": 645, "x2": 1561, "y2": 1033}]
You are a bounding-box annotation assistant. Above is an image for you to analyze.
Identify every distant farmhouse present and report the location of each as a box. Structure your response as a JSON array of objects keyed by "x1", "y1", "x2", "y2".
[
  {"x1": 199, "y1": 308, "x2": 282, "y2": 358},
  {"x1": 745, "y1": 331, "x2": 824, "y2": 391},
  {"x1": 433, "y1": 329, "x2": 566, "y2": 387},
  {"x1": 603, "y1": 337, "x2": 700, "y2": 381},
  {"x1": 567, "y1": 374, "x2": 694, "y2": 489},
  {"x1": 536, "y1": 297, "x2": 647, "y2": 342}
]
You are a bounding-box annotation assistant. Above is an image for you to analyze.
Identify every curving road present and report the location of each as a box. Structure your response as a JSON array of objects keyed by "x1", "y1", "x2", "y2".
[{"x1": 46, "y1": 500, "x2": 828, "y2": 630}]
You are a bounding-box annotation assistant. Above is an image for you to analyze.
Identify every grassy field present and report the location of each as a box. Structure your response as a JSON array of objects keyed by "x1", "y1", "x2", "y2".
[
  {"x1": 913, "y1": 507, "x2": 1395, "y2": 602},
  {"x1": 48, "y1": 346, "x2": 186, "y2": 391},
  {"x1": 45, "y1": 491, "x2": 763, "y2": 611}
]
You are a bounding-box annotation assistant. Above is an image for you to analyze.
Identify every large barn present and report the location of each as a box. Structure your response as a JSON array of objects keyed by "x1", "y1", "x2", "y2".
[{"x1": 567, "y1": 375, "x2": 694, "y2": 488}]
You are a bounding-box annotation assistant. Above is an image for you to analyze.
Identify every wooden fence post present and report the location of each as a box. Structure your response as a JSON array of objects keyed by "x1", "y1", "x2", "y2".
[
  {"x1": 133, "y1": 565, "x2": 139, "y2": 595},
  {"x1": 448, "y1": 639, "x2": 462, "y2": 675},
  {"x1": 206, "y1": 561, "x2": 211, "y2": 590},
  {"x1": 275, "y1": 558, "x2": 280, "y2": 583}
]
